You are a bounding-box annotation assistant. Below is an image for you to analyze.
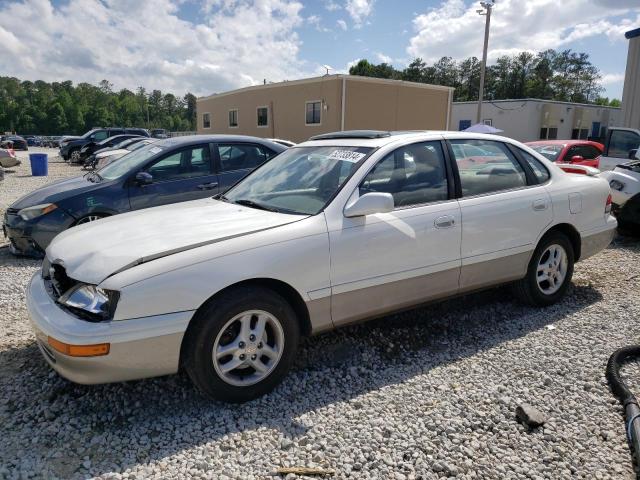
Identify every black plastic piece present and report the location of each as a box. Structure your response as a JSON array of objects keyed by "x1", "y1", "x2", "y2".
[{"x1": 309, "y1": 130, "x2": 392, "y2": 141}]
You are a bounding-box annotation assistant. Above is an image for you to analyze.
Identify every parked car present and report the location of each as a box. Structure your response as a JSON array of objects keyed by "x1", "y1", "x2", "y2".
[
  {"x1": 0, "y1": 148, "x2": 21, "y2": 168},
  {"x1": 25, "y1": 130, "x2": 616, "y2": 402},
  {"x1": 526, "y1": 140, "x2": 603, "y2": 168},
  {"x1": 268, "y1": 138, "x2": 296, "y2": 147},
  {"x1": 60, "y1": 128, "x2": 150, "y2": 162},
  {"x1": 598, "y1": 127, "x2": 640, "y2": 172},
  {"x1": 77, "y1": 134, "x2": 144, "y2": 164},
  {"x1": 91, "y1": 138, "x2": 158, "y2": 170},
  {"x1": 25, "y1": 136, "x2": 38, "y2": 146},
  {"x1": 600, "y1": 151, "x2": 640, "y2": 232},
  {"x1": 3, "y1": 135, "x2": 285, "y2": 256},
  {"x1": 1, "y1": 135, "x2": 28, "y2": 151},
  {"x1": 151, "y1": 129, "x2": 170, "y2": 139},
  {"x1": 84, "y1": 137, "x2": 155, "y2": 170}
]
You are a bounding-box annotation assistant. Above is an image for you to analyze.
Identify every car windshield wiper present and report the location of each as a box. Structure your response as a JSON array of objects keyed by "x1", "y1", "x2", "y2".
[{"x1": 233, "y1": 199, "x2": 280, "y2": 212}]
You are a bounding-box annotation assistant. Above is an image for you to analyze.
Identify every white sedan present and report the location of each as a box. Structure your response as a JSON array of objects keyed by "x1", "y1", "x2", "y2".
[{"x1": 27, "y1": 131, "x2": 616, "y2": 402}]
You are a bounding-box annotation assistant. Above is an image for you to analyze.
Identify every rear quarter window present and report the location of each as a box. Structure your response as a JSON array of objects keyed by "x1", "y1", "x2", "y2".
[{"x1": 518, "y1": 149, "x2": 550, "y2": 183}]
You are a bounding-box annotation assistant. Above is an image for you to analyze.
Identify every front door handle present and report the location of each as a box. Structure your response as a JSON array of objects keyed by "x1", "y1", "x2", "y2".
[
  {"x1": 434, "y1": 215, "x2": 456, "y2": 229},
  {"x1": 197, "y1": 182, "x2": 219, "y2": 190},
  {"x1": 532, "y1": 199, "x2": 548, "y2": 211}
]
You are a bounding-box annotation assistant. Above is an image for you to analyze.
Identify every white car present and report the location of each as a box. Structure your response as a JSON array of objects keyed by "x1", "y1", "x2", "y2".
[{"x1": 27, "y1": 130, "x2": 616, "y2": 402}]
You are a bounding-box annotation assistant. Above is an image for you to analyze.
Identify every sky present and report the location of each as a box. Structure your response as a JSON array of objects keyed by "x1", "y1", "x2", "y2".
[{"x1": 0, "y1": 0, "x2": 638, "y2": 100}]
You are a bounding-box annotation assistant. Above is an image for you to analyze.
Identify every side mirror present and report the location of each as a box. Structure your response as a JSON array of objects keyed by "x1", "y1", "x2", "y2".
[
  {"x1": 629, "y1": 149, "x2": 639, "y2": 160},
  {"x1": 135, "y1": 171, "x2": 153, "y2": 185},
  {"x1": 344, "y1": 192, "x2": 394, "y2": 218},
  {"x1": 570, "y1": 155, "x2": 584, "y2": 163}
]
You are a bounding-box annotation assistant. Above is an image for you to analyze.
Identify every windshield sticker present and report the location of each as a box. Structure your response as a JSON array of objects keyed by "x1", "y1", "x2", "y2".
[
  {"x1": 327, "y1": 150, "x2": 366, "y2": 163},
  {"x1": 149, "y1": 147, "x2": 162, "y2": 154}
]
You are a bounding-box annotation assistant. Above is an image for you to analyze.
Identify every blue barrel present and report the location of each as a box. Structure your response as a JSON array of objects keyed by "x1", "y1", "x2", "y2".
[{"x1": 29, "y1": 153, "x2": 48, "y2": 176}]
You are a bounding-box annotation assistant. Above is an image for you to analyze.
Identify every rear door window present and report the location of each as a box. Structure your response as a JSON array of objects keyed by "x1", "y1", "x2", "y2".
[
  {"x1": 450, "y1": 139, "x2": 527, "y2": 196},
  {"x1": 217, "y1": 144, "x2": 269, "y2": 172},
  {"x1": 146, "y1": 145, "x2": 212, "y2": 182}
]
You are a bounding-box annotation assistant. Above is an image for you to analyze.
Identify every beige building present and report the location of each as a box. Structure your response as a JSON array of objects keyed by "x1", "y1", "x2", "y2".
[
  {"x1": 452, "y1": 99, "x2": 620, "y2": 143},
  {"x1": 196, "y1": 75, "x2": 453, "y2": 143},
  {"x1": 621, "y1": 27, "x2": 640, "y2": 129}
]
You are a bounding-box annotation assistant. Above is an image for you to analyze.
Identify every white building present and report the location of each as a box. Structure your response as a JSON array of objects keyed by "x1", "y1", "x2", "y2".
[
  {"x1": 621, "y1": 27, "x2": 640, "y2": 129},
  {"x1": 451, "y1": 99, "x2": 620, "y2": 143}
]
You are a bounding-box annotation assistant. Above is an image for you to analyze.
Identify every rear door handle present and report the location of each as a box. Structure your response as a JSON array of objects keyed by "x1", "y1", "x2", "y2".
[
  {"x1": 532, "y1": 199, "x2": 548, "y2": 211},
  {"x1": 434, "y1": 215, "x2": 456, "y2": 228},
  {"x1": 197, "y1": 182, "x2": 218, "y2": 190}
]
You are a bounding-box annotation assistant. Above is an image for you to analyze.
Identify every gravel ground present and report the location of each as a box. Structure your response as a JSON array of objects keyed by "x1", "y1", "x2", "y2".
[{"x1": 1, "y1": 160, "x2": 640, "y2": 479}]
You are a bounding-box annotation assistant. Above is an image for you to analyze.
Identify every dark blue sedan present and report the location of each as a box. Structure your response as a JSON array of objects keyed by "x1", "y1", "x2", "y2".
[{"x1": 3, "y1": 135, "x2": 286, "y2": 256}]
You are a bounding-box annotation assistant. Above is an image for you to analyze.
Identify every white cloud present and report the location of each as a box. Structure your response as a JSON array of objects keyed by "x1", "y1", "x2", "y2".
[
  {"x1": 345, "y1": 0, "x2": 374, "y2": 27},
  {"x1": 407, "y1": 0, "x2": 640, "y2": 63},
  {"x1": 0, "y1": 0, "x2": 307, "y2": 96},
  {"x1": 325, "y1": 0, "x2": 341, "y2": 11},
  {"x1": 337, "y1": 19, "x2": 348, "y2": 31},
  {"x1": 601, "y1": 73, "x2": 625, "y2": 85},
  {"x1": 307, "y1": 14, "x2": 330, "y2": 32},
  {"x1": 375, "y1": 52, "x2": 392, "y2": 64}
]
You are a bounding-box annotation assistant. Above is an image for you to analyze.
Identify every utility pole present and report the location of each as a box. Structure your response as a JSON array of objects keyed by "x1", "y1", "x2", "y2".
[{"x1": 476, "y1": 1, "x2": 494, "y2": 124}]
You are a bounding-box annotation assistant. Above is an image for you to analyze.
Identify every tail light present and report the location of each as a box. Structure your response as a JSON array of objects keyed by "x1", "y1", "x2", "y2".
[{"x1": 605, "y1": 193, "x2": 612, "y2": 214}]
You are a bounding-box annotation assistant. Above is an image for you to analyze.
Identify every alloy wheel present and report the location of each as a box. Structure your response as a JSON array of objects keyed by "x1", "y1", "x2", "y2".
[
  {"x1": 536, "y1": 243, "x2": 568, "y2": 295},
  {"x1": 212, "y1": 310, "x2": 284, "y2": 387},
  {"x1": 76, "y1": 215, "x2": 102, "y2": 225}
]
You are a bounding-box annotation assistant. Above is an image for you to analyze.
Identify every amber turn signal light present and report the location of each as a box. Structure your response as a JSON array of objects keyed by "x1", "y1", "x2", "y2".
[{"x1": 47, "y1": 336, "x2": 110, "y2": 357}]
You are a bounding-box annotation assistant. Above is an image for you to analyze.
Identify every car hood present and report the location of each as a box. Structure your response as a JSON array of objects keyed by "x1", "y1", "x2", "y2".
[
  {"x1": 46, "y1": 198, "x2": 306, "y2": 284},
  {"x1": 10, "y1": 175, "x2": 102, "y2": 210}
]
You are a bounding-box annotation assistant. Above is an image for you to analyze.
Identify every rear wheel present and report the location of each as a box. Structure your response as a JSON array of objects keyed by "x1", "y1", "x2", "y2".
[
  {"x1": 184, "y1": 287, "x2": 299, "y2": 403},
  {"x1": 513, "y1": 231, "x2": 574, "y2": 307}
]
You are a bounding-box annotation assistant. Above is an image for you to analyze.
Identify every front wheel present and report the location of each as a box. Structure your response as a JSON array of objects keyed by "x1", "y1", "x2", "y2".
[
  {"x1": 513, "y1": 232, "x2": 574, "y2": 307},
  {"x1": 73, "y1": 214, "x2": 107, "y2": 226},
  {"x1": 184, "y1": 287, "x2": 300, "y2": 402}
]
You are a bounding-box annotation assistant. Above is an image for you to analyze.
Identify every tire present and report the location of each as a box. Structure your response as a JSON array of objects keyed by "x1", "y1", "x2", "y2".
[
  {"x1": 184, "y1": 286, "x2": 300, "y2": 403},
  {"x1": 513, "y1": 231, "x2": 575, "y2": 307},
  {"x1": 69, "y1": 149, "x2": 81, "y2": 163}
]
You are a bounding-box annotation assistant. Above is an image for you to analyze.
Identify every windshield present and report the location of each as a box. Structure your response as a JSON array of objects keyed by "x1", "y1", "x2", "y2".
[
  {"x1": 530, "y1": 144, "x2": 563, "y2": 162},
  {"x1": 99, "y1": 143, "x2": 164, "y2": 180},
  {"x1": 224, "y1": 146, "x2": 372, "y2": 215}
]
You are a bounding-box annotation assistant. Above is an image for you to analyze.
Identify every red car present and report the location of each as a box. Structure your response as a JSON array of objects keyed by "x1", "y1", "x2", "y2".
[{"x1": 525, "y1": 140, "x2": 603, "y2": 168}]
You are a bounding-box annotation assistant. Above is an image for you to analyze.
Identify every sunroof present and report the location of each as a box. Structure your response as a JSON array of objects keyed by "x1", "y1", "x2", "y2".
[{"x1": 309, "y1": 130, "x2": 392, "y2": 140}]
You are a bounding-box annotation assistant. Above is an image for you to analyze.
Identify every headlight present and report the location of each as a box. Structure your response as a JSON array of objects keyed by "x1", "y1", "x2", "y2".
[
  {"x1": 610, "y1": 180, "x2": 625, "y2": 191},
  {"x1": 18, "y1": 203, "x2": 57, "y2": 221},
  {"x1": 58, "y1": 284, "x2": 119, "y2": 321}
]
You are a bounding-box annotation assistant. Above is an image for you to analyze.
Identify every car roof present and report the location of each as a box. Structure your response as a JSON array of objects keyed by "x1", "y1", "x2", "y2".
[
  {"x1": 152, "y1": 135, "x2": 288, "y2": 149},
  {"x1": 299, "y1": 130, "x2": 524, "y2": 148},
  {"x1": 525, "y1": 140, "x2": 603, "y2": 148}
]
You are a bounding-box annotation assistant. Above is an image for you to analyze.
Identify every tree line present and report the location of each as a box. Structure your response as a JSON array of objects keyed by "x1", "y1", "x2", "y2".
[
  {"x1": 350, "y1": 49, "x2": 620, "y2": 107},
  {"x1": 0, "y1": 77, "x2": 197, "y2": 136}
]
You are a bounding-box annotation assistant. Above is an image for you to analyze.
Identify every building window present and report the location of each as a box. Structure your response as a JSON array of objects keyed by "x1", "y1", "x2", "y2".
[
  {"x1": 202, "y1": 113, "x2": 211, "y2": 129},
  {"x1": 483, "y1": 119, "x2": 493, "y2": 126},
  {"x1": 257, "y1": 107, "x2": 268, "y2": 127},
  {"x1": 229, "y1": 109, "x2": 238, "y2": 128},
  {"x1": 539, "y1": 128, "x2": 548, "y2": 140},
  {"x1": 548, "y1": 127, "x2": 558, "y2": 140},
  {"x1": 305, "y1": 100, "x2": 322, "y2": 125},
  {"x1": 458, "y1": 120, "x2": 471, "y2": 131},
  {"x1": 579, "y1": 129, "x2": 589, "y2": 140},
  {"x1": 571, "y1": 129, "x2": 579, "y2": 140}
]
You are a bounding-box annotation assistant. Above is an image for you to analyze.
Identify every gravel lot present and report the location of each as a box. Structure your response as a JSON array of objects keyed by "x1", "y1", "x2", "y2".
[{"x1": 1, "y1": 157, "x2": 640, "y2": 479}]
